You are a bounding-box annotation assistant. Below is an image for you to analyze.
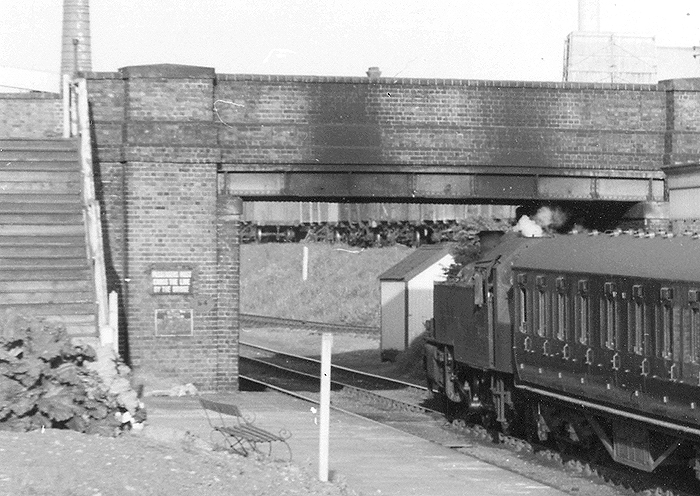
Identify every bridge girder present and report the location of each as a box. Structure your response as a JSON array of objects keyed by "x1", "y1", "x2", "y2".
[{"x1": 218, "y1": 166, "x2": 665, "y2": 204}]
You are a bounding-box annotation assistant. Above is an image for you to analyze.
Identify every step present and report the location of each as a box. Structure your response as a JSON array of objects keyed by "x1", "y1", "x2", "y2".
[
  {"x1": 0, "y1": 224, "x2": 85, "y2": 236},
  {"x1": 0, "y1": 235, "x2": 85, "y2": 246},
  {"x1": 0, "y1": 150, "x2": 78, "y2": 161},
  {"x1": 0, "y1": 213, "x2": 83, "y2": 225},
  {"x1": 0, "y1": 245, "x2": 86, "y2": 258},
  {"x1": 43, "y1": 314, "x2": 98, "y2": 337},
  {"x1": 0, "y1": 160, "x2": 80, "y2": 171},
  {"x1": 0, "y1": 302, "x2": 96, "y2": 315},
  {"x1": 0, "y1": 203, "x2": 82, "y2": 214},
  {"x1": 0, "y1": 181, "x2": 81, "y2": 194},
  {"x1": 0, "y1": 194, "x2": 82, "y2": 204},
  {"x1": 0, "y1": 267, "x2": 91, "y2": 281},
  {"x1": 0, "y1": 170, "x2": 80, "y2": 182},
  {"x1": 0, "y1": 279, "x2": 91, "y2": 292},
  {"x1": 0, "y1": 139, "x2": 78, "y2": 150},
  {"x1": 0, "y1": 291, "x2": 94, "y2": 305},
  {"x1": 0, "y1": 257, "x2": 89, "y2": 268}
]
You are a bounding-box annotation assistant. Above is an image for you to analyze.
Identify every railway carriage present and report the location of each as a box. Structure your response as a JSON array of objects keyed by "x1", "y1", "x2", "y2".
[
  {"x1": 240, "y1": 201, "x2": 514, "y2": 245},
  {"x1": 425, "y1": 230, "x2": 700, "y2": 476}
]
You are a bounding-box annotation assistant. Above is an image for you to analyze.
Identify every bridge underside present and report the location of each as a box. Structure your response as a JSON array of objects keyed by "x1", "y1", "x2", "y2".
[{"x1": 219, "y1": 165, "x2": 664, "y2": 204}]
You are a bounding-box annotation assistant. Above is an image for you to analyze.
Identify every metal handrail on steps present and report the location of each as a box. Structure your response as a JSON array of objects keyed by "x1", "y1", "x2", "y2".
[{"x1": 66, "y1": 77, "x2": 118, "y2": 353}]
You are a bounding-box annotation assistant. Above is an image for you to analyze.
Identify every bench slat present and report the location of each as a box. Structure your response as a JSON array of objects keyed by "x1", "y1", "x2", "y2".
[{"x1": 200, "y1": 397, "x2": 291, "y2": 460}]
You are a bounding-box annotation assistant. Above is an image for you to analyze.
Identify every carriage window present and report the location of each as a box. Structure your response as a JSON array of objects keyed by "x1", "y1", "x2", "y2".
[
  {"x1": 556, "y1": 277, "x2": 568, "y2": 341},
  {"x1": 517, "y1": 274, "x2": 528, "y2": 333},
  {"x1": 631, "y1": 285, "x2": 644, "y2": 356},
  {"x1": 659, "y1": 287, "x2": 674, "y2": 360},
  {"x1": 537, "y1": 287, "x2": 547, "y2": 337},
  {"x1": 601, "y1": 282, "x2": 618, "y2": 350},
  {"x1": 692, "y1": 306, "x2": 700, "y2": 365},
  {"x1": 576, "y1": 280, "x2": 589, "y2": 345}
]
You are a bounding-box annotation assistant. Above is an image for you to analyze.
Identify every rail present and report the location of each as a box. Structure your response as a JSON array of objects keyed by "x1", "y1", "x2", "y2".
[
  {"x1": 67, "y1": 77, "x2": 118, "y2": 352},
  {"x1": 240, "y1": 313, "x2": 379, "y2": 335}
]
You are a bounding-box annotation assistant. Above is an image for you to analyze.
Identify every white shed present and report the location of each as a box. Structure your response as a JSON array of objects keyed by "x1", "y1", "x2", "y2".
[{"x1": 378, "y1": 244, "x2": 455, "y2": 361}]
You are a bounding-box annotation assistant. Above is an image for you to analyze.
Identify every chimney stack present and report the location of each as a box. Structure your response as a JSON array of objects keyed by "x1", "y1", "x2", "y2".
[
  {"x1": 578, "y1": 0, "x2": 600, "y2": 32},
  {"x1": 61, "y1": 0, "x2": 92, "y2": 76},
  {"x1": 366, "y1": 67, "x2": 382, "y2": 80}
]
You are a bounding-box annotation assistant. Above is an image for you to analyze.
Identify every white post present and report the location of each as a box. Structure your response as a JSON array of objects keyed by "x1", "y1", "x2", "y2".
[
  {"x1": 318, "y1": 332, "x2": 332, "y2": 482},
  {"x1": 302, "y1": 246, "x2": 309, "y2": 281},
  {"x1": 109, "y1": 291, "x2": 119, "y2": 354},
  {"x1": 62, "y1": 75, "x2": 71, "y2": 138}
]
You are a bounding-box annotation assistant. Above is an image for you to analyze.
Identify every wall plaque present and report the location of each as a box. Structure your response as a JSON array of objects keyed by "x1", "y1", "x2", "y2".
[
  {"x1": 155, "y1": 309, "x2": 193, "y2": 336},
  {"x1": 152, "y1": 269, "x2": 192, "y2": 294}
]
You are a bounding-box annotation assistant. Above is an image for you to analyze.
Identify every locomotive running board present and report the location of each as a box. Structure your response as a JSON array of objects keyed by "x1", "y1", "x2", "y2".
[{"x1": 515, "y1": 383, "x2": 700, "y2": 438}]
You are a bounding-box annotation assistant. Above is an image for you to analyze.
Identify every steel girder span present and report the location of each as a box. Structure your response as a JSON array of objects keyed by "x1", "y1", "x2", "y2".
[{"x1": 218, "y1": 166, "x2": 664, "y2": 204}]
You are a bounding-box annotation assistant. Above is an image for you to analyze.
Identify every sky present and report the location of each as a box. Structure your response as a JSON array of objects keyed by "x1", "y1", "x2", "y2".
[{"x1": 0, "y1": 0, "x2": 698, "y2": 82}]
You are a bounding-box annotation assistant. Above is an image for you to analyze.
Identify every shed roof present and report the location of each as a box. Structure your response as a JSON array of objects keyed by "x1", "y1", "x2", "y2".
[{"x1": 379, "y1": 244, "x2": 454, "y2": 282}]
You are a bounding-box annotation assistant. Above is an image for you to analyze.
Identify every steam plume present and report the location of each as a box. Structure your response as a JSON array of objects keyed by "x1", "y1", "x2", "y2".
[{"x1": 513, "y1": 206, "x2": 568, "y2": 238}]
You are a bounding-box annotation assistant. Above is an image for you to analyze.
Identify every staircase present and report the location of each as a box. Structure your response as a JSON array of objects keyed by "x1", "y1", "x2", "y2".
[{"x1": 0, "y1": 138, "x2": 97, "y2": 336}]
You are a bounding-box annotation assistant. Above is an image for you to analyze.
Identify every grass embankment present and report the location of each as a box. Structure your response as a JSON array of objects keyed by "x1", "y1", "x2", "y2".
[{"x1": 240, "y1": 243, "x2": 414, "y2": 327}]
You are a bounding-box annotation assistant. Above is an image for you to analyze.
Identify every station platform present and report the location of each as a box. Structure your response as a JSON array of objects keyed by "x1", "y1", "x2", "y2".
[{"x1": 144, "y1": 390, "x2": 569, "y2": 496}]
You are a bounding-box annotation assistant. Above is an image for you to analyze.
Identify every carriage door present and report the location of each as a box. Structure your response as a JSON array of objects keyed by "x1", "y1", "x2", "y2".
[{"x1": 465, "y1": 261, "x2": 497, "y2": 369}]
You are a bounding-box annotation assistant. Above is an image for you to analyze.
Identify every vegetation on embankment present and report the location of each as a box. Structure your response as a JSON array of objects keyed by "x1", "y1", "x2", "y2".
[{"x1": 240, "y1": 243, "x2": 415, "y2": 327}]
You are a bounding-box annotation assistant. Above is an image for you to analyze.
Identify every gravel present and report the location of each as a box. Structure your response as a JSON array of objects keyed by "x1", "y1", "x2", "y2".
[{"x1": 0, "y1": 428, "x2": 359, "y2": 496}]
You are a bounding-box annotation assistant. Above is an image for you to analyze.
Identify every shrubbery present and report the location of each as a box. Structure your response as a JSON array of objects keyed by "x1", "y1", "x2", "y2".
[{"x1": 0, "y1": 321, "x2": 142, "y2": 436}]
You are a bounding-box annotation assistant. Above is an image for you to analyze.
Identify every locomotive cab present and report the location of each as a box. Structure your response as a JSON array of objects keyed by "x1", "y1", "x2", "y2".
[{"x1": 425, "y1": 234, "x2": 543, "y2": 424}]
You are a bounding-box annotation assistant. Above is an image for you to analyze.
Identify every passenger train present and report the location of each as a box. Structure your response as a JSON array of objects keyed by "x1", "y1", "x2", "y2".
[{"x1": 425, "y1": 230, "x2": 700, "y2": 476}]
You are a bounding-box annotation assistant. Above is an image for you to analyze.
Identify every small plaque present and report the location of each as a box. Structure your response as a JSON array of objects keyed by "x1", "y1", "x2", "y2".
[
  {"x1": 152, "y1": 269, "x2": 193, "y2": 294},
  {"x1": 155, "y1": 309, "x2": 193, "y2": 336}
]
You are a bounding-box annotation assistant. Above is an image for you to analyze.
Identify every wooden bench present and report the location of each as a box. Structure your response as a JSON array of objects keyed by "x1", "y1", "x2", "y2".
[{"x1": 199, "y1": 397, "x2": 292, "y2": 460}]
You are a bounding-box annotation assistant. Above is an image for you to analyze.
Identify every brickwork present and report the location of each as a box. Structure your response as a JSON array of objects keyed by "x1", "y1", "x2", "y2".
[
  {"x1": 83, "y1": 65, "x2": 239, "y2": 390},
  {"x1": 46, "y1": 66, "x2": 698, "y2": 389},
  {"x1": 213, "y1": 76, "x2": 668, "y2": 171},
  {"x1": 0, "y1": 93, "x2": 63, "y2": 138},
  {"x1": 660, "y1": 78, "x2": 700, "y2": 165}
]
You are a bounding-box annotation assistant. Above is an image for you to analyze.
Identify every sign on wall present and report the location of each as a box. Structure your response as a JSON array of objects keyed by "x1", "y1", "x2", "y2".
[
  {"x1": 155, "y1": 309, "x2": 193, "y2": 336},
  {"x1": 151, "y1": 269, "x2": 193, "y2": 294}
]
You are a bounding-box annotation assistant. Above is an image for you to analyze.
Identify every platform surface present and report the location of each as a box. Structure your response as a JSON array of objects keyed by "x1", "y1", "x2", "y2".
[{"x1": 144, "y1": 391, "x2": 568, "y2": 496}]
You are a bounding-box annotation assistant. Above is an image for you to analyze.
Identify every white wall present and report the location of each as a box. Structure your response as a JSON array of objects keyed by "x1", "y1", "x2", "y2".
[
  {"x1": 380, "y1": 280, "x2": 406, "y2": 353},
  {"x1": 406, "y1": 254, "x2": 454, "y2": 346}
]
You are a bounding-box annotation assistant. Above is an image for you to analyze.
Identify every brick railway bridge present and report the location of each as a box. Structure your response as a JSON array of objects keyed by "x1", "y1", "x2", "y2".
[{"x1": 1, "y1": 63, "x2": 698, "y2": 389}]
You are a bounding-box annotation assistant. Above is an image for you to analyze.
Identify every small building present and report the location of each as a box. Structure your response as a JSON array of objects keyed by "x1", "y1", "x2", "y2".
[{"x1": 379, "y1": 244, "x2": 455, "y2": 361}]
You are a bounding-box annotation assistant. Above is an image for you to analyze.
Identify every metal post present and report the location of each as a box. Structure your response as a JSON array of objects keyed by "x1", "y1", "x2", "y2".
[
  {"x1": 302, "y1": 246, "x2": 309, "y2": 281},
  {"x1": 318, "y1": 333, "x2": 332, "y2": 482},
  {"x1": 62, "y1": 75, "x2": 71, "y2": 138}
]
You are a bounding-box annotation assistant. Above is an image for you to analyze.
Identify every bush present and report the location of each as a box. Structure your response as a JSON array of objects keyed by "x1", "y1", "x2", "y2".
[{"x1": 0, "y1": 322, "x2": 132, "y2": 436}]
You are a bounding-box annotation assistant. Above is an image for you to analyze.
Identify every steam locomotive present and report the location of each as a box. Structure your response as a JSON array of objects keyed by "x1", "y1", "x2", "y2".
[{"x1": 425, "y1": 230, "x2": 700, "y2": 476}]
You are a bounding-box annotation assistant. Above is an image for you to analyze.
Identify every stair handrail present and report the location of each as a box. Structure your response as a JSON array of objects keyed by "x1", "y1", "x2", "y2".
[{"x1": 70, "y1": 77, "x2": 117, "y2": 352}]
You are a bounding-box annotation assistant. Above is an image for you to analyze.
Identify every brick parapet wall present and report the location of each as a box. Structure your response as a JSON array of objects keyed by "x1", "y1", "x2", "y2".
[
  {"x1": 212, "y1": 77, "x2": 668, "y2": 170},
  {"x1": 0, "y1": 92, "x2": 63, "y2": 138}
]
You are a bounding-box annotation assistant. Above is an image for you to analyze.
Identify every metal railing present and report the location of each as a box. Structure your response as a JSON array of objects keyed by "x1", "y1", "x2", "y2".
[{"x1": 65, "y1": 76, "x2": 118, "y2": 353}]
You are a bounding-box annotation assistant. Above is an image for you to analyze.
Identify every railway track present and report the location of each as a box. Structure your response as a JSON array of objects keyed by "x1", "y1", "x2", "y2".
[
  {"x1": 239, "y1": 340, "x2": 700, "y2": 496},
  {"x1": 240, "y1": 313, "x2": 379, "y2": 336},
  {"x1": 239, "y1": 341, "x2": 437, "y2": 415}
]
